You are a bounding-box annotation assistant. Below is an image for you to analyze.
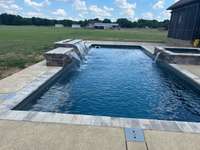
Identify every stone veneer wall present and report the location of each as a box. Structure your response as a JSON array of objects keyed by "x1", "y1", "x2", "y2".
[{"x1": 154, "y1": 47, "x2": 200, "y2": 65}]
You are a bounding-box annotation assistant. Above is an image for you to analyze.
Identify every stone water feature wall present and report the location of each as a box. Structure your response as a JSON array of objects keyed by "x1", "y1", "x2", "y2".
[
  {"x1": 154, "y1": 47, "x2": 200, "y2": 65},
  {"x1": 44, "y1": 39, "x2": 89, "y2": 66}
]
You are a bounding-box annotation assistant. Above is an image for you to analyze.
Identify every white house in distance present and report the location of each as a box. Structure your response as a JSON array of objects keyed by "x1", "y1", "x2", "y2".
[
  {"x1": 55, "y1": 24, "x2": 64, "y2": 28},
  {"x1": 72, "y1": 24, "x2": 81, "y2": 29},
  {"x1": 88, "y1": 23, "x2": 120, "y2": 29}
]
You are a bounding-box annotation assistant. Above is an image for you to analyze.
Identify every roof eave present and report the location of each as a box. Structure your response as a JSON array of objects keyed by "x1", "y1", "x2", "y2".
[
  {"x1": 167, "y1": 7, "x2": 172, "y2": 10},
  {"x1": 167, "y1": 0, "x2": 199, "y2": 10}
]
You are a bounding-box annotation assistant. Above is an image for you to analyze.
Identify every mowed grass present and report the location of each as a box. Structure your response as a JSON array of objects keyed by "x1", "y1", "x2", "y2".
[{"x1": 0, "y1": 25, "x2": 167, "y2": 79}]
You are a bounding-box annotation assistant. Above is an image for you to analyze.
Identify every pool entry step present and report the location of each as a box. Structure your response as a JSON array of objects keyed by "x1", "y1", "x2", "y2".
[{"x1": 124, "y1": 128, "x2": 144, "y2": 142}]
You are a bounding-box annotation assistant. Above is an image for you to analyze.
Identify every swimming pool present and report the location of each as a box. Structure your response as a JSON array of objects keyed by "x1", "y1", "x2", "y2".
[{"x1": 16, "y1": 47, "x2": 200, "y2": 122}]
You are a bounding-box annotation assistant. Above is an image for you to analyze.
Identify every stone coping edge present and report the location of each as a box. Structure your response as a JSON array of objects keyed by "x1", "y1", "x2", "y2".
[{"x1": 0, "y1": 110, "x2": 200, "y2": 134}]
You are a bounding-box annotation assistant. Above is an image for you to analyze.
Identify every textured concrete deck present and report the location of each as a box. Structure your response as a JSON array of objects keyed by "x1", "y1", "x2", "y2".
[
  {"x1": 177, "y1": 64, "x2": 200, "y2": 78},
  {"x1": 0, "y1": 61, "x2": 61, "y2": 94},
  {"x1": 0, "y1": 120, "x2": 200, "y2": 150},
  {"x1": 145, "y1": 130, "x2": 200, "y2": 150},
  {"x1": 0, "y1": 120, "x2": 126, "y2": 150}
]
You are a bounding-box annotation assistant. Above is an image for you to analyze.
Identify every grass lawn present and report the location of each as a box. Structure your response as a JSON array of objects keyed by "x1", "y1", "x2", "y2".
[{"x1": 0, "y1": 25, "x2": 167, "y2": 79}]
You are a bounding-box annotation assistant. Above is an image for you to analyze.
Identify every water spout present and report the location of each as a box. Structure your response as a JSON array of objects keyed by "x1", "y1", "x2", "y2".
[
  {"x1": 154, "y1": 52, "x2": 161, "y2": 63},
  {"x1": 72, "y1": 41, "x2": 89, "y2": 61}
]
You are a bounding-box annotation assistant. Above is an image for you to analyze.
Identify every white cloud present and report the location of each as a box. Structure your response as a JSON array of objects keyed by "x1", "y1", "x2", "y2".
[
  {"x1": 52, "y1": 9, "x2": 67, "y2": 16},
  {"x1": 162, "y1": 10, "x2": 171, "y2": 19},
  {"x1": 155, "y1": 10, "x2": 171, "y2": 21},
  {"x1": 174, "y1": 0, "x2": 179, "y2": 2},
  {"x1": 142, "y1": 12, "x2": 154, "y2": 20},
  {"x1": 52, "y1": 8, "x2": 67, "y2": 19},
  {"x1": 73, "y1": 0, "x2": 87, "y2": 12},
  {"x1": 103, "y1": 6, "x2": 114, "y2": 12},
  {"x1": 115, "y1": 0, "x2": 136, "y2": 18},
  {"x1": 89, "y1": 5, "x2": 113, "y2": 18},
  {"x1": 24, "y1": 0, "x2": 50, "y2": 10},
  {"x1": 51, "y1": 0, "x2": 70, "y2": 2},
  {"x1": 25, "y1": 11, "x2": 47, "y2": 18},
  {"x1": 153, "y1": 0, "x2": 165, "y2": 9},
  {"x1": 0, "y1": 0, "x2": 22, "y2": 14},
  {"x1": 72, "y1": 0, "x2": 114, "y2": 19}
]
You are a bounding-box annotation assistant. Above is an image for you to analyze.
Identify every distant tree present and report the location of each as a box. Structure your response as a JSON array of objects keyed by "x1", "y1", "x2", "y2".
[
  {"x1": 137, "y1": 19, "x2": 147, "y2": 28},
  {"x1": 103, "y1": 19, "x2": 111, "y2": 23},
  {"x1": 0, "y1": 13, "x2": 170, "y2": 29},
  {"x1": 161, "y1": 19, "x2": 170, "y2": 30},
  {"x1": 132, "y1": 21, "x2": 138, "y2": 28},
  {"x1": 78, "y1": 20, "x2": 89, "y2": 27},
  {"x1": 93, "y1": 18, "x2": 100, "y2": 22},
  {"x1": 116, "y1": 18, "x2": 133, "y2": 28},
  {"x1": 61, "y1": 19, "x2": 73, "y2": 27}
]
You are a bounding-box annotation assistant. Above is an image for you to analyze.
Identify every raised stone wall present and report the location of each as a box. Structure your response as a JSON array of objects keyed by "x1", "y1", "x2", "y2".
[
  {"x1": 44, "y1": 39, "x2": 89, "y2": 67},
  {"x1": 154, "y1": 47, "x2": 200, "y2": 65},
  {"x1": 44, "y1": 47, "x2": 74, "y2": 66}
]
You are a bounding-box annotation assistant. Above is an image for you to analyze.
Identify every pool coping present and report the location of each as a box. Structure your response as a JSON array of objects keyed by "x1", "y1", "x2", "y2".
[{"x1": 0, "y1": 41, "x2": 200, "y2": 134}]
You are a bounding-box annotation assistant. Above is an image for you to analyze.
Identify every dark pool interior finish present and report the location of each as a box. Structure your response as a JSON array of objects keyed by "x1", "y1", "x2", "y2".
[
  {"x1": 165, "y1": 48, "x2": 200, "y2": 54},
  {"x1": 17, "y1": 47, "x2": 200, "y2": 122}
]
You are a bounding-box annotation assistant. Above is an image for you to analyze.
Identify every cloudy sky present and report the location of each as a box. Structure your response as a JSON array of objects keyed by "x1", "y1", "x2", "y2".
[{"x1": 0, "y1": 0, "x2": 179, "y2": 21}]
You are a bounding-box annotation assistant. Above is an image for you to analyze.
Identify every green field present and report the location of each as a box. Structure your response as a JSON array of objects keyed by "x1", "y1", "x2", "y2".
[{"x1": 0, "y1": 25, "x2": 167, "y2": 79}]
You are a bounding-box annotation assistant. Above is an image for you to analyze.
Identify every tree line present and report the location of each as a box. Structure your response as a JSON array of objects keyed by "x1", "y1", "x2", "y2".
[{"x1": 0, "y1": 13, "x2": 170, "y2": 29}]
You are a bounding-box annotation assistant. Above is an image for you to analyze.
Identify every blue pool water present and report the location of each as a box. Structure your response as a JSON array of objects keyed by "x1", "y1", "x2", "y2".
[{"x1": 18, "y1": 47, "x2": 200, "y2": 122}]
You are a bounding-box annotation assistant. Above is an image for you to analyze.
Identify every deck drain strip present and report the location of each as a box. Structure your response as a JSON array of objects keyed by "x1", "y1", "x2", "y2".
[{"x1": 124, "y1": 128, "x2": 144, "y2": 142}]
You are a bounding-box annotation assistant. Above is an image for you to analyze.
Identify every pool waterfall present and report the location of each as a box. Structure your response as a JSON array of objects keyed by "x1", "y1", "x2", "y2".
[{"x1": 154, "y1": 52, "x2": 161, "y2": 63}]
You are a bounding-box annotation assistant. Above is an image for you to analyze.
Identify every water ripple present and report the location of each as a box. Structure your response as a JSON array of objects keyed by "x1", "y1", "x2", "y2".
[{"x1": 22, "y1": 48, "x2": 200, "y2": 122}]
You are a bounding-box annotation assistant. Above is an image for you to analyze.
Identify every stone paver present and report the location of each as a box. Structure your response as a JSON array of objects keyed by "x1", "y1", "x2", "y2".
[
  {"x1": 177, "y1": 64, "x2": 200, "y2": 78},
  {"x1": 0, "y1": 61, "x2": 61, "y2": 94},
  {"x1": 145, "y1": 130, "x2": 200, "y2": 150},
  {"x1": 127, "y1": 142, "x2": 147, "y2": 150},
  {"x1": 0, "y1": 120, "x2": 126, "y2": 150}
]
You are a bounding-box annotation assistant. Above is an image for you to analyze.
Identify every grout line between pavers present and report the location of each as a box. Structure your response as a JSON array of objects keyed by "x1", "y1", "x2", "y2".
[{"x1": 123, "y1": 128, "x2": 129, "y2": 150}]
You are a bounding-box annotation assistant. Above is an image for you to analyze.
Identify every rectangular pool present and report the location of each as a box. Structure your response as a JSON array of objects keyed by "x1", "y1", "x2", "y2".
[{"x1": 15, "y1": 47, "x2": 200, "y2": 122}]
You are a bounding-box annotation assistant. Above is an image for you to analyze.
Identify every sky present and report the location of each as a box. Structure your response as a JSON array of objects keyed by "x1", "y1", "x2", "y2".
[{"x1": 0, "y1": 0, "x2": 180, "y2": 21}]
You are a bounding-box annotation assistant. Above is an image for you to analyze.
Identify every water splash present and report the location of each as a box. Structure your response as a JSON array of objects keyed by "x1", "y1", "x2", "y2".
[
  {"x1": 69, "y1": 41, "x2": 89, "y2": 64},
  {"x1": 69, "y1": 51, "x2": 81, "y2": 63},
  {"x1": 154, "y1": 52, "x2": 161, "y2": 63}
]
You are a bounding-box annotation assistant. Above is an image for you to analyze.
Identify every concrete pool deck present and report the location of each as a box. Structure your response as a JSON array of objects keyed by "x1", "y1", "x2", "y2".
[
  {"x1": 0, "y1": 120, "x2": 200, "y2": 150},
  {"x1": 0, "y1": 41, "x2": 200, "y2": 149}
]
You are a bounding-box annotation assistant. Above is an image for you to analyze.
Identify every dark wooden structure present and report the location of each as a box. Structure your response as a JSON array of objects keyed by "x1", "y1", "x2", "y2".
[{"x1": 168, "y1": 0, "x2": 200, "y2": 41}]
